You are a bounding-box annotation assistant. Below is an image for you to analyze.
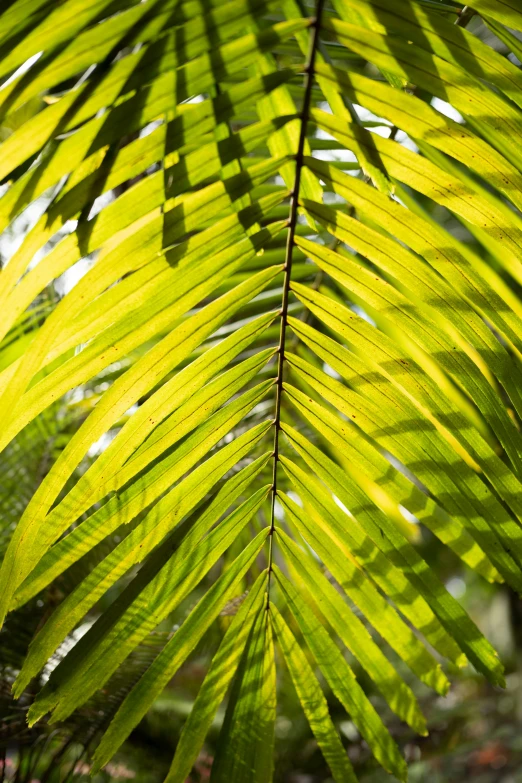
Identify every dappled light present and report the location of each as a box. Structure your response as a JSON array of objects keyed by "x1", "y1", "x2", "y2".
[{"x1": 2, "y1": 0, "x2": 522, "y2": 781}]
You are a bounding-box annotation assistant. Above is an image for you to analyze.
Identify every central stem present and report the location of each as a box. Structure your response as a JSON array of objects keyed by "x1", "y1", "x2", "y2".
[{"x1": 266, "y1": 0, "x2": 325, "y2": 603}]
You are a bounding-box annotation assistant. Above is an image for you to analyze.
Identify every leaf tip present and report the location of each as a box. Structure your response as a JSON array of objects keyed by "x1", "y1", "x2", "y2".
[{"x1": 26, "y1": 705, "x2": 43, "y2": 728}]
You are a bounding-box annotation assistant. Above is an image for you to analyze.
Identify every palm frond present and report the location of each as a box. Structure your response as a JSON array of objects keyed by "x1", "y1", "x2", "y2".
[{"x1": 1, "y1": 0, "x2": 522, "y2": 780}]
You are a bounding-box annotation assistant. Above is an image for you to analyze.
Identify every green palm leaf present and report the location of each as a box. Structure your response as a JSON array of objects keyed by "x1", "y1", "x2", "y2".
[{"x1": 1, "y1": 0, "x2": 522, "y2": 779}]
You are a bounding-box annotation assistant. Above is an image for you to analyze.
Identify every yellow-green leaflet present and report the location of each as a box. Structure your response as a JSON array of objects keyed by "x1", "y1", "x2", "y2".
[
  {"x1": 285, "y1": 336, "x2": 522, "y2": 595},
  {"x1": 283, "y1": 373, "x2": 498, "y2": 582},
  {"x1": 0, "y1": 0, "x2": 127, "y2": 81},
  {"x1": 209, "y1": 606, "x2": 276, "y2": 783},
  {"x1": 310, "y1": 109, "x2": 522, "y2": 281},
  {"x1": 90, "y1": 534, "x2": 271, "y2": 773},
  {"x1": 282, "y1": 423, "x2": 504, "y2": 684},
  {"x1": 13, "y1": 445, "x2": 272, "y2": 609},
  {"x1": 0, "y1": 156, "x2": 286, "y2": 339},
  {"x1": 0, "y1": 19, "x2": 311, "y2": 182},
  {"x1": 322, "y1": 15, "x2": 522, "y2": 173},
  {"x1": 164, "y1": 573, "x2": 267, "y2": 783},
  {"x1": 17, "y1": 315, "x2": 277, "y2": 545},
  {"x1": 0, "y1": 265, "x2": 280, "y2": 623},
  {"x1": 279, "y1": 449, "x2": 461, "y2": 677},
  {"x1": 293, "y1": 229, "x2": 522, "y2": 511},
  {"x1": 314, "y1": 63, "x2": 522, "y2": 212},
  {"x1": 26, "y1": 499, "x2": 271, "y2": 725},
  {"x1": 0, "y1": 0, "x2": 278, "y2": 119},
  {"x1": 15, "y1": 416, "x2": 272, "y2": 698},
  {"x1": 332, "y1": 0, "x2": 522, "y2": 108},
  {"x1": 0, "y1": 69, "x2": 294, "y2": 234},
  {"x1": 274, "y1": 566, "x2": 407, "y2": 782},
  {"x1": 275, "y1": 489, "x2": 450, "y2": 690},
  {"x1": 468, "y1": 0, "x2": 522, "y2": 30},
  {"x1": 274, "y1": 526, "x2": 427, "y2": 735},
  {"x1": 271, "y1": 604, "x2": 358, "y2": 783}
]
